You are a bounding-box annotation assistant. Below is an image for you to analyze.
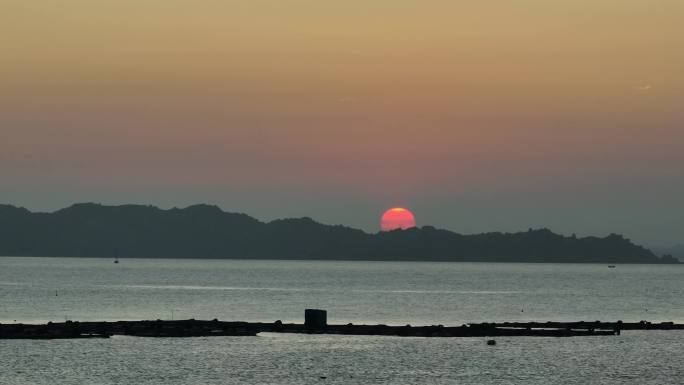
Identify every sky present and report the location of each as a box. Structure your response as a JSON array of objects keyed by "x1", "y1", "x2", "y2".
[{"x1": 1, "y1": 1, "x2": 683, "y2": 246}]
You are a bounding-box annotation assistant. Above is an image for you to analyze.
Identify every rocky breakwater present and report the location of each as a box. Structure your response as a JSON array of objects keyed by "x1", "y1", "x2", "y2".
[
  {"x1": 0, "y1": 321, "x2": 110, "y2": 339},
  {"x1": 3, "y1": 310, "x2": 682, "y2": 340}
]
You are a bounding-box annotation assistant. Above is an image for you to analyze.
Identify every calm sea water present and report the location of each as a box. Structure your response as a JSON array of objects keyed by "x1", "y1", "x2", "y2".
[{"x1": 1, "y1": 257, "x2": 682, "y2": 384}]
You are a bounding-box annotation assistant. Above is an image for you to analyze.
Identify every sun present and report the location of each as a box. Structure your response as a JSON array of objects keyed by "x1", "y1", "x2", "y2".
[{"x1": 380, "y1": 207, "x2": 417, "y2": 231}]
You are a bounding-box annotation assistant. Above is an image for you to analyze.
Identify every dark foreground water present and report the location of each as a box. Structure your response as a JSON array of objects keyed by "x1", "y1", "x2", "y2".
[{"x1": 1, "y1": 257, "x2": 682, "y2": 384}]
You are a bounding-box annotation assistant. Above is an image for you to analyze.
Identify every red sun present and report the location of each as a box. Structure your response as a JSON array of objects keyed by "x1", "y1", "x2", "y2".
[{"x1": 381, "y1": 207, "x2": 417, "y2": 231}]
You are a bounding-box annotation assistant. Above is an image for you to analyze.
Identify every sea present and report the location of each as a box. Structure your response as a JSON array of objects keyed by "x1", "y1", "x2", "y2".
[{"x1": 0, "y1": 257, "x2": 682, "y2": 384}]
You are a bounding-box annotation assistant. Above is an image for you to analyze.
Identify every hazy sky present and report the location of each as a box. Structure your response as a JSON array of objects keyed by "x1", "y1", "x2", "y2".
[{"x1": 1, "y1": 1, "x2": 683, "y2": 246}]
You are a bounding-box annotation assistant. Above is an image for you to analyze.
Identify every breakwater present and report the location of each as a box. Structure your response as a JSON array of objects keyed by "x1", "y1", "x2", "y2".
[{"x1": 2, "y1": 313, "x2": 681, "y2": 340}]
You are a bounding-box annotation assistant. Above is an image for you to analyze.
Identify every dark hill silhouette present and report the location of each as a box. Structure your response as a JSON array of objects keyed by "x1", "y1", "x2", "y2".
[{"x1": 0, "y1": 203, "x2": 678, "y2": 263}]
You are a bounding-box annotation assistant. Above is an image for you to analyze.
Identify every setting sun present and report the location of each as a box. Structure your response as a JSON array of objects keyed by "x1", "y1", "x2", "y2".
[{"x1": 381, "y1": 208, "x2": 417, "y2": 231}]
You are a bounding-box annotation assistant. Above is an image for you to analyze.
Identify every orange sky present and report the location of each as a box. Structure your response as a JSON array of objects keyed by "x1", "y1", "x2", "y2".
[{"x1": 1, "y1": 1, "x2": 683, "y2": 245}]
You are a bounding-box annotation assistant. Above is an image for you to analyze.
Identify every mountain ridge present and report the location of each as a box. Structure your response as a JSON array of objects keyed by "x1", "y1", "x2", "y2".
[{"x1": 0, "y1": 203, "x2": 678, "y2": 263}]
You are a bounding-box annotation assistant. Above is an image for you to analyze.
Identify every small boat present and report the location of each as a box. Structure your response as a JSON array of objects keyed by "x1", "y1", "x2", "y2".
[
  {"x1": 114, "y1": 257, "x2": 119, "y2": 264},
  {"x1": 608, "y1": 265, "x2": 616, "y2": 268}
]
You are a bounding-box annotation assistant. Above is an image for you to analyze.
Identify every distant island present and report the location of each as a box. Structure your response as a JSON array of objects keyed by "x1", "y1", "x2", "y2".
[
  {"x1": 652, "y1": 245, "x2": 684, "y2": 263},
  {"x1": 0, "y1": 203, "x2": 678, "y2": 264}
]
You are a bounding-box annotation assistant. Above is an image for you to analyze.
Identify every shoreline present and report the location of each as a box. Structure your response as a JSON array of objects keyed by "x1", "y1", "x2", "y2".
[{"x1": 1, "y1": 255, "x2": 681, "y2": 264}]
